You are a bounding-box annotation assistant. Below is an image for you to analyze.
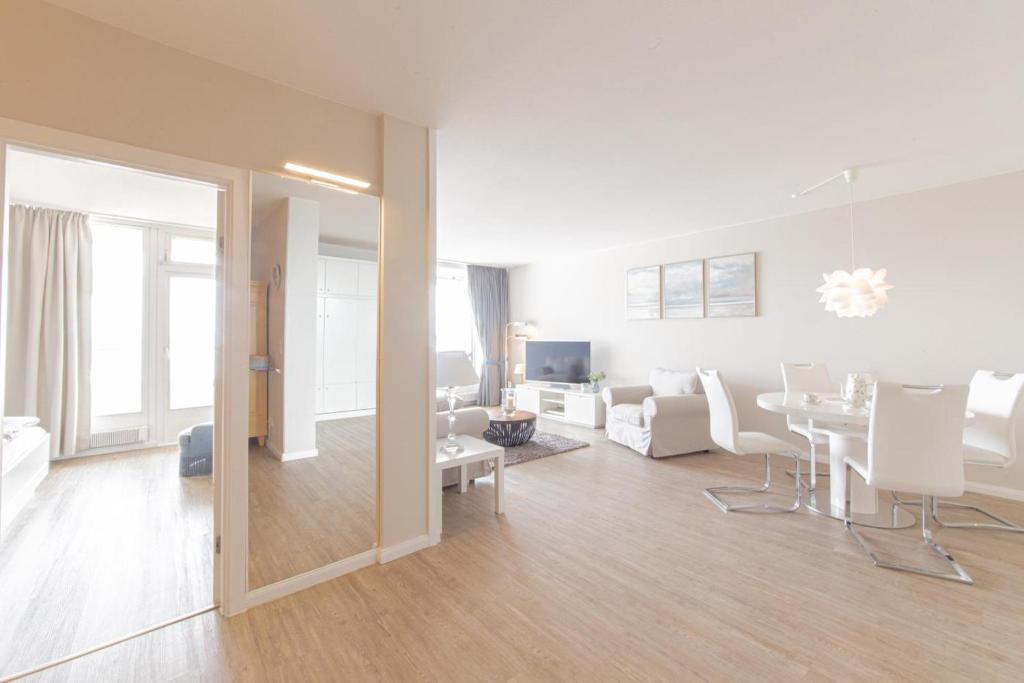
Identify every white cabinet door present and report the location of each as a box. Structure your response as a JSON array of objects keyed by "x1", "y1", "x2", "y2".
[
  {"x1": 323, "y1": 298, "x2": 357, "y2": 384},
  {"x1": 357, "y1": 381, "x2": 376, "y2": 410},
  {"x1": 355, "y1": 298, "x2": 376, "y2": 383},
  {"x1": 357, "y1": 262, "x2": 378, "y2": 297},
  {"x1": 323, "y1": 383, "x2": 357, "y2": 413},
  {"x1": 565, "y1": 393, "x2": 593, "y2": 425},
  {"x1": 516, "y1": 387, "x2": 541, "y2": 414},
  {"x1": 323, "y1": 258, "x2": 358, "y2": 295}
]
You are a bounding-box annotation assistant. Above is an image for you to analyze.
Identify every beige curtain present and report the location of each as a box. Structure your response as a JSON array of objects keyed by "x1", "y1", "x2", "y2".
[{"x1": 5, "y1": 205, "x2": 92, "y2": 458}]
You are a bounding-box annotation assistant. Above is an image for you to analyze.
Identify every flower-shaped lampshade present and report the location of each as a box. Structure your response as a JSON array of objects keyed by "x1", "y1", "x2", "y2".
[{"x1": 816, "y1": 267, "x2": 893, "y2": 318}]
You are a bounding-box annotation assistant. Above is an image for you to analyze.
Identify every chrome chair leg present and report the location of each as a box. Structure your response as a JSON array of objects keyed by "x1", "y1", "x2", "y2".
[
  {"x1": 705, "y1": 452, "x2": 802, "y2": 513},
  {"x1": 786, "y1": 441, "x2": 829, "y2": 491},
  {"x1": 892, "y1": 491, "x2": 1024, "y2": 534},
  {"x1": 846, "y1": 478, "x2": 973, "y2": 585}
]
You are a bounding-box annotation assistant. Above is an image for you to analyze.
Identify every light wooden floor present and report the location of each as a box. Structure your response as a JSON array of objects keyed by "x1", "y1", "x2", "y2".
[
  {"x1": 248, "y1": 416, "x2": 376, "y2": 589},
  {"x1": 0, "y1": 446, "x2": 213, "y2": 679},
  {"x1": 26, "y1": 420, "x2": 1024, "y2": 681}
]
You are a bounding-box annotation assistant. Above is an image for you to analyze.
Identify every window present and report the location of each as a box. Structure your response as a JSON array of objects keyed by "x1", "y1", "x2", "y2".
[
  {"x1": 436, "y1": 263, "x2": 476, "y2": 357},
  {"x1": 91, "y1": 222, "x2": 144, "y2": 417},
  {"x1": 169, "y1": 235, "x2": 216, "y2": 265}
]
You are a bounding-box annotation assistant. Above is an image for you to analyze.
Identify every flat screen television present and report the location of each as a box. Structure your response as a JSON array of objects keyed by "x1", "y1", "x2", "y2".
[{"x1": 525, "y1": 341, "x2": 591, "y2": 384}]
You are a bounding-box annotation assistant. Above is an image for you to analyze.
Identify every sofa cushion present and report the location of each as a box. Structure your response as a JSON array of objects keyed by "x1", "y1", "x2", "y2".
[
  {"x1": 649, "y1": 368, "x2": 701, "y2": 396},
  {"x1": 610, "y1": 403, "x2": 644, "y2": 427}
]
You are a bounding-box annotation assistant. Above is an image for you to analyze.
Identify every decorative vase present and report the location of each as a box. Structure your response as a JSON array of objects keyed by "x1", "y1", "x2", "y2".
[
  {"x1": 500, "y1": 387, "x2": 516, "y2": 416},
  {"x1": 842, "y1": 373, "x2": 871, "y2": 409},
  {"x1": 591, "y1": 381, "x2": 601, "y2": 394}
]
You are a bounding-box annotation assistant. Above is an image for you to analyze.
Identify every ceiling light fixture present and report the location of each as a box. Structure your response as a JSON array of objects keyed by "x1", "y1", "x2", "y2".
[
  {"x1": 283, "y1": 162, "x2": 371, "y2": 190},
  {"x1": 793, "y1": 168, "x2": 892, "y2": 318},
  {"x1": 309, "y1": 179, "x2": 361, "y2": 195}
]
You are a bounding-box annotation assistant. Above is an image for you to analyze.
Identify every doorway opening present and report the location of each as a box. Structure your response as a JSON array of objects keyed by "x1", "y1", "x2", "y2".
[{"x1": 0, "y1": 147, "x2": 219, "y2": 677}]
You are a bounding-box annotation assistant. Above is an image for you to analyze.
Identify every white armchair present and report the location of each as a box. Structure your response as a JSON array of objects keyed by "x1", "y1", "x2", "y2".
[{"x1": 602, "y1": 368, "x2": 713, "y2": 458}]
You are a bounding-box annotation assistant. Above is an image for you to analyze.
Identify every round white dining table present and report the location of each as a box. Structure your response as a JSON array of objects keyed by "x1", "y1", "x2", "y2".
[{"x1": 755, "y1": 392, "x2": 972, "y2": 529}]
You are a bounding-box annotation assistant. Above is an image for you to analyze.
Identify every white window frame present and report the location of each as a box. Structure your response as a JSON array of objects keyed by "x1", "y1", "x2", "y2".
[{"x1": 88, "y1": 218, "x2": 216, "y2": 446}]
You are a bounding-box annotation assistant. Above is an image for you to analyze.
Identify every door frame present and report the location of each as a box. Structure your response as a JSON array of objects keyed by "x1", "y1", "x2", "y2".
[{"x1": 0, "y1": 116, "x2": 251, "y2": 616}]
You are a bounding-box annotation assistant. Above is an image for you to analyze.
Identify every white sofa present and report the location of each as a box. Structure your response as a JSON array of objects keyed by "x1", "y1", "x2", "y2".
[
  {"x1": 602, "y1": 368, "x2": 713, "y2": 458},
  {"x1": 437, "y1": 406, "x2": 492, "y2": 486}
]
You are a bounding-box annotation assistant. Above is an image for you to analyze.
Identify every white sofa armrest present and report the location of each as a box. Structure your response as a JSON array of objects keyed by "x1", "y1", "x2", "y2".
[
  {"x1": 603, "y1": 385, "x2": 654, "y2": 409},
  {"x1": 436, "y1": 407, "x2": 489, "y2": 439},
  {"x1": 642, "y1": 394, "x2": 709, "y2": 419}
]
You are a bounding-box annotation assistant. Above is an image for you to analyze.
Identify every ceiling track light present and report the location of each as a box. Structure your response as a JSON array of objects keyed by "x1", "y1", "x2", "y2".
[
  {"x1": 283, "y1": 162, "x2": 371, "y2": 190},
  {"x1": 793, "y1": 168, "x2": 893, "y2": 318}
]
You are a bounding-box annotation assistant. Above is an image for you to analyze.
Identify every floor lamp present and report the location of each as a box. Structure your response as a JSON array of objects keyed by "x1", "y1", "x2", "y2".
[{"x1": 505, "y1": 321, "x2": 531, "y2": 387}]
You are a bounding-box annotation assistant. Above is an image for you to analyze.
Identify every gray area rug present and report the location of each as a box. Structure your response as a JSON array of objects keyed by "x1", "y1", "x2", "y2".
[{"x1": 504, "y1": 431, "x2": 589, "y2": 467}]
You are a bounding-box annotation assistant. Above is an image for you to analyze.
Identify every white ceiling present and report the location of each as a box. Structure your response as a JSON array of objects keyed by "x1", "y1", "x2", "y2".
[
  {"x1": 7, "y1": 147, "x2": 218, "y2": 228},
  {"x1": 252, "y1": 172, "x2": 379, "y2": 249},
  {"x1": 48, "y1": 0, "x2": 1024, "y2": 264}
]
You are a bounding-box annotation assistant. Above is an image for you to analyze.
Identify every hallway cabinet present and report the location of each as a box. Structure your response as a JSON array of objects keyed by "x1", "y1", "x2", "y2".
[{"x1": 315, "y1": 257, "x2": 377, "y2": 415}]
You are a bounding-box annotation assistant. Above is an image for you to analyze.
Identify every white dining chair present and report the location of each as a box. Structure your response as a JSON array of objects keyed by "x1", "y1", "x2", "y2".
[
  {"x1": 844, "y1": 382, "x2": 973, "y2": 584},
  {"x1": 780, "y1": 362, "x2": 833, "y2": 491},
  {"x1": 697, "y1": 368, "x2": 804, "y2": 513},
  {"x1": 930, "y1": 370, "x2": 1024, "y2": 533}
]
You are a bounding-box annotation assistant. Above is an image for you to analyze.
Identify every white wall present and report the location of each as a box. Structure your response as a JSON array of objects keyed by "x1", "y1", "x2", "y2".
[
  {"x1": 6, "y1": 148, "x2": 218, "y2": 228},
  {"x1": 282, "y1": 198, "x2": 320, "y2": 457},
  {"x1": 252, "y1": 198, "x2": 319, "y2": 460},
  {"x1": 510, "y1": 171, "x2": 1024, "y2": 497}
]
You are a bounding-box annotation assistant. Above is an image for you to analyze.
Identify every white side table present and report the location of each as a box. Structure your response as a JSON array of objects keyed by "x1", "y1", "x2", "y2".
[{"x1": 435, "y1": 435, "x2": 505, "y2": 514}]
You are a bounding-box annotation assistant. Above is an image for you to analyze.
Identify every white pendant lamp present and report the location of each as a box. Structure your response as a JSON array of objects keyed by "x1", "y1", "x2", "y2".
[{"x1": 793, "y1": 168, "x2": 892, "y2": 318}]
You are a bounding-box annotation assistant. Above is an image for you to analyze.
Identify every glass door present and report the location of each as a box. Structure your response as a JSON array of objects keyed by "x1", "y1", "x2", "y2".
[{"x1": 157, "y1": 232, "x2": 216, "y2": 442}]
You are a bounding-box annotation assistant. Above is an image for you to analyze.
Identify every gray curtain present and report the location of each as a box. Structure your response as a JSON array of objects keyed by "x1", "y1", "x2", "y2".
[
  {"x1": 467, "y1": 265, "x2": 508, "y2": 406},
  {"x1": 5, "y1": 205, "x2": 93, "y2": 458}
]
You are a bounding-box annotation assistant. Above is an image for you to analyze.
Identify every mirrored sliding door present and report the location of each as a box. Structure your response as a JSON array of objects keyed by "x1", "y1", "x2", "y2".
[{"x1": 247, "y1": 171, "x2": 379, "y2": 589}]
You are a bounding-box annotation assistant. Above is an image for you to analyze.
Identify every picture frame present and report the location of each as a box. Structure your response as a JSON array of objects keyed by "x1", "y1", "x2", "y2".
[
  {"x1": 663, "y1": 259, "x2": 705, "y2": 319},
  {"x1": 707, "y1": 253, "x2": 756, "y2": 317},
  {"x1": 625, "y1": 265, "x2": 661, "y2": 320}
]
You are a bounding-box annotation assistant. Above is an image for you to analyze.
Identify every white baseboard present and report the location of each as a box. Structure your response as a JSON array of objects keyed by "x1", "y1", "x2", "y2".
[
  {"x1": 266, "y1": 441, "x2": 319, "y2": 462},
  {"x1": 377, "y1": 534, "x2": 431, "y2": 564},
  {"x1": 965, "y1": 481, "x2": 1024, "y2": 502},
  {"x1": 244, "y1": 548, "x2": 377, "y2": 610},
  {"x1": 316, "y1": 409, "x2": 375, "y2": 422}
]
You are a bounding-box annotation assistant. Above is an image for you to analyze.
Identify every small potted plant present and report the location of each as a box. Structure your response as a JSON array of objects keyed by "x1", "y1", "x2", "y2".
[{"x1": 587, "y1": 371, "x2": 606, "y2": 393}]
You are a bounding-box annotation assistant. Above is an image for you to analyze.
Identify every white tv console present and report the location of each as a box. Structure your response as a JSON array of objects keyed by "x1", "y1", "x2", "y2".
[{"x1": 515, "y1": 384, "x2": 605, "y2": 428}]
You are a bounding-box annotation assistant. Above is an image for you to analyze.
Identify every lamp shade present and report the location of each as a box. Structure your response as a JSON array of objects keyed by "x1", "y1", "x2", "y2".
[
  {"x1": 436, "y1": 351, "x2": 479, "y2": 388},
  {"x1": 816, "y1": 267, "x2": 892, "y2": 318},
  {"x1": 513, "y1": 363, "x2": 526, "y2": 376}
]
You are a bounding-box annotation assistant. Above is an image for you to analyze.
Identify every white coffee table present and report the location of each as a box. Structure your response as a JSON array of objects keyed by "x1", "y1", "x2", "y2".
[{"x1": 435, "y1": 434, "x2": 505, "y2": 514}]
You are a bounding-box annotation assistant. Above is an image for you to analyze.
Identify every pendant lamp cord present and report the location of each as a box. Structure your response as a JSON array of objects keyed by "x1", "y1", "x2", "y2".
[{"x1": 848, "y1": 178, "x2": 855, "y2": 272}]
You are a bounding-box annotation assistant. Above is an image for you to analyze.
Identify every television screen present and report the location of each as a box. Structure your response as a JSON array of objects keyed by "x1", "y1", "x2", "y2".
[{"x1": 525, "y1": 341, "x2": 591, "y2": 384}]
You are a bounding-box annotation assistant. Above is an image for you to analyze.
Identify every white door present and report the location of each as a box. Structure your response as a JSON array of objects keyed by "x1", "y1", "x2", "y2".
[{"x1": 157, "y1": 231, "x2": 216, "y2": 442}]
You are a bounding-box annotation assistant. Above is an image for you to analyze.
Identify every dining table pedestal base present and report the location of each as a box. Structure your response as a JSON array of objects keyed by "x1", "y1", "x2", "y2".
[{"x1": 804, "y1": 427, "x2": 916, "y2": 529}]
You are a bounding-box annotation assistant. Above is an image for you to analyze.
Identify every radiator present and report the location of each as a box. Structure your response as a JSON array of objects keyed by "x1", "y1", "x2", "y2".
[{"x1": 89, "y1": 425, "x2": 149, "y2": 449}]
